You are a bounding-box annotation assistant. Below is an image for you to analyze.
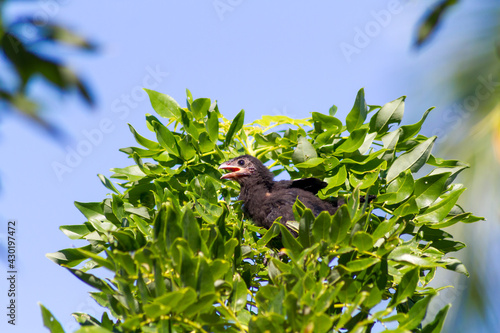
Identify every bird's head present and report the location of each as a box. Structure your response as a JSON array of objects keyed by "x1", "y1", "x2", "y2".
[{"x1": 219, "y1": 155, "x2": 274, "y2": 184}]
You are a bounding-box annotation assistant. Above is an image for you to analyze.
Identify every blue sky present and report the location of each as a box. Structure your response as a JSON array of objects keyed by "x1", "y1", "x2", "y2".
[{"x1": 1, "y1": 1, "x2": 496, "y2": 332}]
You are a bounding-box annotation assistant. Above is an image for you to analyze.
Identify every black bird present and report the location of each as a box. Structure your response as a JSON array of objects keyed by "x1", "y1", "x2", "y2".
[{"x1": 219, "y1": 155, "x2": 338, "y2": 236}]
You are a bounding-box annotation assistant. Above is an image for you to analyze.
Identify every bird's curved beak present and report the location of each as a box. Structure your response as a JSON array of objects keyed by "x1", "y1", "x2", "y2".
[{"x1": 219, "y1": 162, "x2": 251, "y2": 180}]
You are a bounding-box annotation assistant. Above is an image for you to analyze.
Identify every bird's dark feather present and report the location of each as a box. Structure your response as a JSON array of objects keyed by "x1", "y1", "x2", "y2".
[
  {"x1": 220, "y1": 155, "x2": 338, "y2": 236},
  {"x1": 275, "y1": 177, "x2": 328, "y2": 195}
]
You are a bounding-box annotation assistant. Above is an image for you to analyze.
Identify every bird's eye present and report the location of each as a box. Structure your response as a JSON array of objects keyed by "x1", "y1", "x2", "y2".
[{"x1": 238, "y1": 160, "x2": 245, "y2": 166}]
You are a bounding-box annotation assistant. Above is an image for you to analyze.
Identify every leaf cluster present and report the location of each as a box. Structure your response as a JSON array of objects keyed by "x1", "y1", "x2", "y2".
[
  {"x1": 0, "y1": 1, "x2": 96, "y2": 135},
  {"x1": 42, "y1": 88, "x2": 481, "y2": 332}
]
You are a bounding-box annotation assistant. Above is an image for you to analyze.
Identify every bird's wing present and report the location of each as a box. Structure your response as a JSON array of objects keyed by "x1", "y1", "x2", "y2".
[{"x1": 275, "y1": 177, "x2": 327, "y2": 195}]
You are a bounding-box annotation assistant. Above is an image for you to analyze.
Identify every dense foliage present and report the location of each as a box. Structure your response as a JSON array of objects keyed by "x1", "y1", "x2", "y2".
[{"x1": 42, "y1": 89, "x2": 481, "y2": 332}]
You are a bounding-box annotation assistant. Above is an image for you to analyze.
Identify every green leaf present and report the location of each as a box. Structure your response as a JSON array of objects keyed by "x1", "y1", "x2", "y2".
[
  {"x1": 40, "y1": 303, "x2": 65, "y2": 333},
  {"x1": 415, "y1": 187, "x2": 465, "y2": 224},
  {"x1": 230, "y1": 273, "x2": 248, "y2": 312},
  {"x1": 422, "y1": 304, "x2": 450, "y2": 333},
  {"x1": 399, "y1": 107, "x2": 434, "y2": 142},
  {"x1": 346, "y1": 88, "x2": 367, "y2": 132},
  {"x1": 431, "y1": 239, "x2": 466, "y2": 253},
  {"x1": 330, "y1": 206, "x2": 351, "y2": 245},
  {"x1": 278, "y1": 224, "x2": 303, "y2": 258},
  {"x1": 441, "y1": 257, "x2": 469, "y2": 276},
  {"x1": 324, "y1": 165, "x2": 347, "y2": 189},
  {"x1": 177, "y1": 135, "x2": 197, "y2": 160},
  {"x1": 295, "y1": 157, "x2": 324, "y2": 169},
  {"x1": 387, "y1": 136, "x2": 436, "y2": 182},
  {"x1": 392, "y1": 197, "x2": 419, "y2": 217},
  {"x1": 351, "y1": 231, "x2": 374, "y2": 252},
  {"x1": 74, "y1": 201, "x2": 105, "y2": 221},
  {"x1": 128, "y1": 124, "x2": 162, "y2": 150},
  {"x1": 186, "y1": 88, "x2": 193, "y2": 105},
  {"x1": 391, "y1": 268, "x2": 419, "y2": 306},
  {"x1": 182, "y1": 209, "x2": 202, "y2": 253},
  {"x1": 60, "y1": 224, "x2": 91, "y2": 240},
  {"x1": 298, "y1": 209, "x2": 315, "y2": 248},
  {"x1": 335, "y1": 128, "x2": 369, "y2": 153},
  {"x1": 428, "y1": 165, "x2": 469, "y2": 187},
  {"x1": 198, "y1": 132, "x2": 216, "y2": 153},
  {"x1": 98, "y1": 174, "x2": 121, "y2": 194},
  {"x1": 292, "y1": 136, "x2": 317, "y2": 163},
  {"x1": 312, "y1": 211, "x2": 331, "y2": 243},
  {"x1": 191, "y1": 98, "x2": 211, "y2": 119},
  {"x1": 345, "y1": 257, "x2": 380, "y2": 271},
  {"x1": 144, "y1": 89, "x2": 181, "y2": 119},
  {"x1": 66, "y1": 268, "x2": 114, "y2": 293},
  {"x1": 224, "y1": 109, "x2": 245, "y2": 148},
  {"x1": 152, "y1": 121, "x2": 179, "y2": 156},
  {"x1": 311, "y1": 112, "x2": 342, "y2": 133},
  {"x1": 206, "y1": 110, "x2": 219, "y2": 143},
  {"x1": 110, "y1": 165, "x2": 147, "y2": 182},
  {"x1": 427, "y1": 212, "x2": 471, "y2": 229},
  {"x1": 46, "y1": 245, "x2": 101, "y2": 267},
  {"x1": 257, "y1": 223, "x2": 281, "y2": 247},
  {"x1": 369, "y1": 96, "x2": 405, "y2": 133},
  {"x1": 377, "y1": 170, "x2": 414, "y2": 205},
  {"x1": 400, "y1": 293, "x2": 436, "y2": 330},
  {"x1": 414, "y1": 172, "x2": 450, "y2": 209}
]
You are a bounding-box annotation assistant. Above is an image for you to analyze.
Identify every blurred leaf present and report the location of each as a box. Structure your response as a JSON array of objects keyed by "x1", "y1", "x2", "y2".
[{"x1": 415, "y1": 0, "x2": 459, "y2": 47}]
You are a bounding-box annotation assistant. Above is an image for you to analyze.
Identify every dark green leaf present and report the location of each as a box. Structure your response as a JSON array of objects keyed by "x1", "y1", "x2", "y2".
[
  {"x1": 422, "y1": 304, "x2": 450, "y2": 333},
  {"x1": 414, "y1": 172, "x2": 451, "y2": 209},
  {"x1": 391, "y1": 268, "x2": 419, "y2": 306},
  {"x1": 400, "y1": 293, "x2": 436, "y2": 330},
  {"x1": 330, "y1": 206, "x2": 351, "y2": 245},
  {"x1": 415, "y1": 0, "x2": 458, "y2": 47},
  {"x1": 415, "y1": 187, "x2": 465, "y2": 224}
]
